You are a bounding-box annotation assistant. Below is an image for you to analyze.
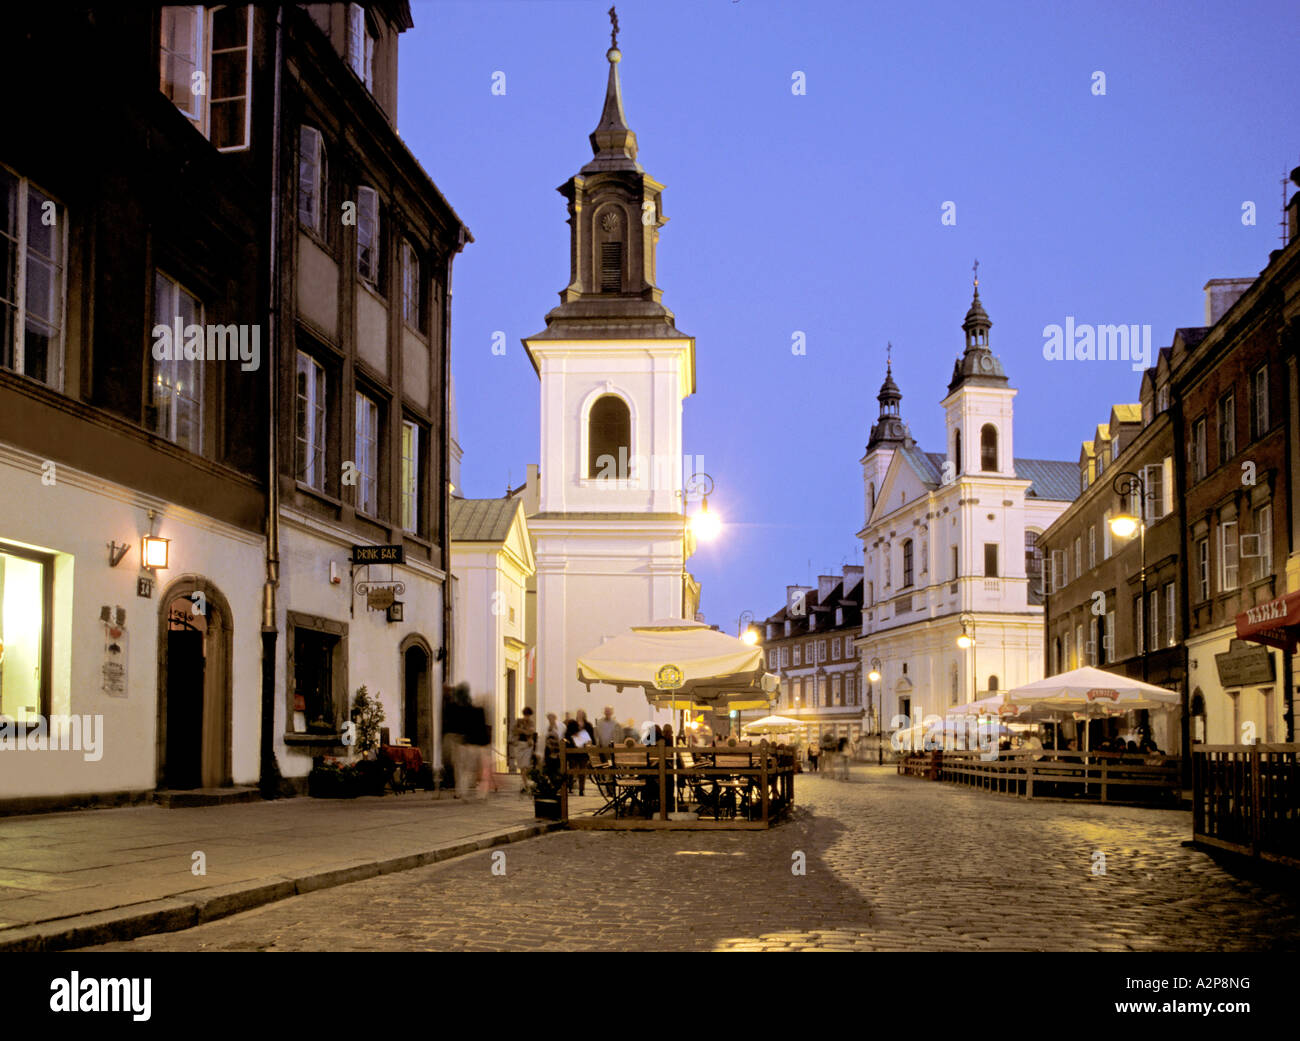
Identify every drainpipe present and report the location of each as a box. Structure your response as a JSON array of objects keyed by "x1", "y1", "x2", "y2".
[
  {"x1": 259, "y1": 6, "x2": 285, "y2": 799},
  {"x1": 439, "y1": 235, "x2": 465, "y2": 759}
]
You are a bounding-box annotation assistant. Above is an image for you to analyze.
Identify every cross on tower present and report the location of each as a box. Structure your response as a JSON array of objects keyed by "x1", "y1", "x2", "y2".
[
  {"x1": 972, "y1": 258, "x2": 980, "y2": 289},
  {"x1": 886, "y1": 341, "x2": 892, "y2": 372},
  {"x1": 608, "y1": 6, "x2": 619, "y2": 48}
]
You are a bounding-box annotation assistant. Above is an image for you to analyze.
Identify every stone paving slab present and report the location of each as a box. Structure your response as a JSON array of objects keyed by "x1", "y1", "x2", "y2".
[{"x1": 0, "y1": 785, "x2": 604, "y2": 951}]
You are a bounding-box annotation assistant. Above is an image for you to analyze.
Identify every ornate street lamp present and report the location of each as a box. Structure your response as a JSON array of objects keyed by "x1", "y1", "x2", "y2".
[
  {"x1": 679, "y1": 472, "x2": 719, "y2": 619},
  {"x1": 868, "y1": 656, "x2": 883, "y2": 763},
  {"x1": 1109, "y1": 470, "x2": 1148, "y2": 682},
  {"x1": 958, "y1": 613, "x2": 976, "y2": 702}
]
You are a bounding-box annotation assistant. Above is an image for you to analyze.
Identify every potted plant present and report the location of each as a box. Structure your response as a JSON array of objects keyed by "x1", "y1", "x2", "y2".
[
  {"x1": 525, "y1": 763, "x2": 564, "y2": 820},
  {"x1": 350, "y1": 685, "x2": 386, "y2": 756},
  {"x1": 308, "y1": 756, "x2": 361, "y2": 798}
]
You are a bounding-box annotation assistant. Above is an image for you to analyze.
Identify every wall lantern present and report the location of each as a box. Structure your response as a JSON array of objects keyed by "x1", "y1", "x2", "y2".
[
  {"x1": 386, "y1": 601, "x2": 404, "y2": 623},
  {"x1": 142, "y1": 534, "x2": 171, "y2": 570}
]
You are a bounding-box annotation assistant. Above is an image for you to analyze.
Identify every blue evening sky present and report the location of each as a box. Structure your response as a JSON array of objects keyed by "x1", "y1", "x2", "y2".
[{"x1": 398, "y1": 0, "x2": 1299, "y2": 633}]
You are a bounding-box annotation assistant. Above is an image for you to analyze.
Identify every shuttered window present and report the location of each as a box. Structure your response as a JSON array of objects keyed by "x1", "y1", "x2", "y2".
[{"x1": 600, "y1": 242, "x2": 621, "y2": 291}]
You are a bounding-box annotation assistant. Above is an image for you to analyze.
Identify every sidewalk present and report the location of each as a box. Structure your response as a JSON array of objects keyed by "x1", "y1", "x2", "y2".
[{"x1": 0, "y1": 785, "x2": 603, "y2": 951}]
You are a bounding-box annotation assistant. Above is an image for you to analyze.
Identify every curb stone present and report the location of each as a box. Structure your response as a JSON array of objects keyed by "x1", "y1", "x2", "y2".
[{"x1": 0, "y1": 820, "x2": 560, "y2": 952}]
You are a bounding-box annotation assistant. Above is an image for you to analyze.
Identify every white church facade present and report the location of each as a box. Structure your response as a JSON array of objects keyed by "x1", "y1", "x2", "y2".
[{"x1": 855, "y1": 280, "x2": 1077, "y2": 747}]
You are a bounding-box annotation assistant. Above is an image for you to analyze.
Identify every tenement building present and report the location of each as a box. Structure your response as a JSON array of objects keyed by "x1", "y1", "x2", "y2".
[
  {"x1": 855, "y1": 279, "x2": 1076, "y2": 749},
  {"x1": 0, "y1": 3, "x2": 469, "y2": 810},
  {"x1": 751, "y1": 567, "x2": 865, "y2": 747},
  {"x1": 1040, "y1": 395, "x2": 1184, "y2": 755}
]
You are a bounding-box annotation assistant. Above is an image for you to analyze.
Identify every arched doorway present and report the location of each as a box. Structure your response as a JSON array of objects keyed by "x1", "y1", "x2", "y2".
[
  {"x1": 156, "y1": 577, "x2": 232, "y2": 789},
  {"x1": 400, "y1": 635, "x2": 433, "y2": 761}
]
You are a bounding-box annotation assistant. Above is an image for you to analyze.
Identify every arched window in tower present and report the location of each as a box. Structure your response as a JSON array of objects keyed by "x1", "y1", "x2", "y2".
[
  {"x1": 980, "y1": 424, "x2": 998, "y2": 472},
  {"x1": 587, "y1": 395, "x2": 630, "y2": 479},
  {"x1": 988, "y1": 675, "x2": 999, "y2": 693},
  {"x1": 953, "y1": 428, "x2": 962, "y2": 475},
  {"x1": 901, "y1": 539, "x2": 914, "y2": 588}
]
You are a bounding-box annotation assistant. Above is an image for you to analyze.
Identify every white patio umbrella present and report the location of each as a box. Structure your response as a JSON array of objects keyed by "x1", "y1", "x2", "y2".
[
  {"x1": 742, "y1": 714, "x2": 802, "y2": 736},
  {"x1": 1006, "y1": 667, "x2": 1180, "y2": 787},
  {"x1": 576, "y1": 619, "x2": 778, "y2": 716}
]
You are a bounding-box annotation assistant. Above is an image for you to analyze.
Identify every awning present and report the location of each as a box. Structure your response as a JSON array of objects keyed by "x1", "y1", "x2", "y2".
[{"x1": 1235, "y1": 590, "x2": 1300, "y2": 653}]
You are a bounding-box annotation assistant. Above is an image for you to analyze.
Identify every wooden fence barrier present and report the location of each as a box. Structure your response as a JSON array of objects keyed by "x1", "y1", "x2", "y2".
[{"x1": 1193, "y1": 744, "x2": 1300, "y2": 868}]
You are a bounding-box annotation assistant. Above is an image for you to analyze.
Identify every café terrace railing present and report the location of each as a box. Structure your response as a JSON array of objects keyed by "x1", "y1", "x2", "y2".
[
  {"x1": 899, "y1": 748, "x2": 1182, "y2": 804},
  {"x1": 558, "y1": 741, "x2": 797, "y2": 830},
  {"x1": 1193, "y1": 744, "x2": 1300, "y2": 868}
]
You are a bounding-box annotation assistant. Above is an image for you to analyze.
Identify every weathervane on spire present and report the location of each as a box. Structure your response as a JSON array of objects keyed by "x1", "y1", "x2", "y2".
[
  {"x1": 886, "y1": 341, "x2": 892, "y2": 372},
  {"x1": 972, "y1": 258, "x2": 980, "y2": 290},
  {"x1": 608, "y1": 5, "x2": 619, "y2": 49}
]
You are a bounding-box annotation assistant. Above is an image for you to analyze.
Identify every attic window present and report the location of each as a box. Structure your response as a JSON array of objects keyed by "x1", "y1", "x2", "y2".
[{"x1": 600, "y1": 242, "x2": 622, "y2": 292}]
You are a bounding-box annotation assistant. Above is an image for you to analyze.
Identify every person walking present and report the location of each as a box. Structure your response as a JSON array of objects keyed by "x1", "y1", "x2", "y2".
[
  {"x1": 465, "y1": 694, "x2": 494, "y2": 798},
  {"x1": 807, "y1": 740, "x2": 820, "y2": 773}
]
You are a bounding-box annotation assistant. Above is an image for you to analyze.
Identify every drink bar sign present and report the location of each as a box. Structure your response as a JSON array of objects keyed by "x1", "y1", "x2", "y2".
[
  {"x1": 352, "y1": 545, "x2": 404, "y2": 614},
  {"x1": 352, "y1": 545, "x2": 404, "y2": 565}
]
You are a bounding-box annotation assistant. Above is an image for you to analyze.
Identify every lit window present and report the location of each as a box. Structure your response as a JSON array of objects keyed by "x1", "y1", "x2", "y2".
[
  {"x1": 298, "y1": 126, "x2": 328, "y2": 234},
  {"x1": 1256, "y1": 503, "x2": 1273, "y2": 580},
  {"x1": 354, "y1": 393, "x2": 379, "y2": 515},
  {"x1": 1164, "y1": 583, "x2": 1175, "y2": 647},
  {"x1": 150, "y1": 272, "x2": 204, "y2": 453},
  {"x1": 1, "y1": 169, "x2": 66, "y2": 389},
  {"x1": 295, "y1": 351, "x2": 327, "y2": 490},
  {"x1": 1197, "y1": 538, "x2": 1209, "y2": 601},
  {"x1": 401, "y1": 419, "x2": 421, "y2": 534}
]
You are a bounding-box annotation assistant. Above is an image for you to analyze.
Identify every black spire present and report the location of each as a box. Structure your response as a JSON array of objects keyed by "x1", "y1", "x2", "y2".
[
  {"x1": 867, "y1": 346, "x2": 912, "y2": 451},
  {"x1": 948, "y1": 263, "x2": 1009, "y2": 392}
]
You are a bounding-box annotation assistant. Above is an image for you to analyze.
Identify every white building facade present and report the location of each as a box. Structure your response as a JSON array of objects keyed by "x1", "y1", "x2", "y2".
[{"x1": 855, "y1": 283, "x2": 1077, "y2": 748}]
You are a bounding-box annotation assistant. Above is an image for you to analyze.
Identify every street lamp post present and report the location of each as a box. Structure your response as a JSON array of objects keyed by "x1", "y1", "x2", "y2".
[
  {"x1": 679, "y1": 472, "x2": 718, "y2": 620},
  {"x1": 957, "y1": 613, "x2": 977, "y2": 703},
  {"x1": 868, "y1": 656, "x2": 882, "y2": 764},
  {"x1": 1109, "y1": 471, "x2": 1148, "y2": 683},
  {"x1": 738, "y1": 609, "x2": 757, "y2": 643}
]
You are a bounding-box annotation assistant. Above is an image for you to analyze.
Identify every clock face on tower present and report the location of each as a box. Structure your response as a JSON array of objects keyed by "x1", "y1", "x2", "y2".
[{"x1": 889, "y1": 421, "x2": 903, "y2": 437}]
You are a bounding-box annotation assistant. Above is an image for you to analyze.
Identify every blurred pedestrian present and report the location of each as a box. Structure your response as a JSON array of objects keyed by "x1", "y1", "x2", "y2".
[
  {"x1": 807, "y1": 741, "x2": 820, "y2": 773},
  {"x1": 595, "y1": 705, "x2": 620, "y2": 746},
  {"x1": 511, "y1": 707, "x2": 536, "y2": 793}
]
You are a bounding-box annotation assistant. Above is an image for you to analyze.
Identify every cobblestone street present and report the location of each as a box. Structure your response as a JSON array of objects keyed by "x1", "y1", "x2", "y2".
[{"x1": 88, "y1": 767, "x2": 1300, "y2": 952}]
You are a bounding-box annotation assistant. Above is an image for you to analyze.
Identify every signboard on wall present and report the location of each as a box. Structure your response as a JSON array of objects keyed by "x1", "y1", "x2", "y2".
[
  {"x1": 102, "y1": 609, "x2": 128, "y2": 697},
  {"x1": 1215, "y1": 640, "x2": 1275, "y2": 688}
]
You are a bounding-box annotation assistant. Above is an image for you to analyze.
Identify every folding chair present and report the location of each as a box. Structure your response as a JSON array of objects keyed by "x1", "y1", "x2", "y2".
[
  {"x1": 612, "y1": 745, "x2": 649, "y2": 818},
  {"x1": 586, "y1": 747, "x2": 620, "y2": 816}
]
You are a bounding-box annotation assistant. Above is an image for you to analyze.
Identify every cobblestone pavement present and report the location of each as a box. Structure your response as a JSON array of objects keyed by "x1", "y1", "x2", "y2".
[{"x1": 87, "y1": 768, "x2": 1300, "y2": 952}]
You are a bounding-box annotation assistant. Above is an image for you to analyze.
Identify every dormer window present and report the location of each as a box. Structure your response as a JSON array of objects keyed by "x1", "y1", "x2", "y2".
[{"x1": 1157, "y1": 385, "x2": 1169, "y2": 413}]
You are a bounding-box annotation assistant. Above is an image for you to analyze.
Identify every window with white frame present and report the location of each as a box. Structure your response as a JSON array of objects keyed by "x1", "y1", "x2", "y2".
[
  {"x1": 1103, "y1": 610, "x2": 1114, "y2": 664},
  {"x1": 357, "y1": 186, "x2": 379, "y2": 285},
  {"x1": 1142, "y1": 461, "x2": 1167, "y2": 524},
  {"x1": 1249, "y1": 365, "x2": 1268, "y2": 440},
  {"x1": 298, "y1": 126, "x2": 327, "y2": 235},
  {"x1": 1197, "y1": 537, "x2": 1209, "y2": 601},
  {"x1": 1088, "y1": 526, "x2": 1096, "y2": 569},
  {"x1": 768, "y1": 650, "x2": 777, "y2": 669},
  {"x1": 1103, "y1": 510, "x2": 1112, "y2": 558},
  {"x1": 901, "y1": 538, "x2": 914, "y2": 588},
  {"x1": 1164, "y1": 582, "x2": 1175, "y2": 646},
  {"x1": 158, "y1": 5, "x2": 253, "y2": 152},
  {"x1": 1219, "y1": 519, "x2": 1238, "y2": 592},
  {"x1": 401, "y1": 419, "x2": 421, "y2": 534},
  {"x1": 1088, "y1": 617, "x2": 1098, "y2": 666},
  {"x1": 1112, "y1": 437, "x2": 1120, "y2": 462},
  {"x1": 1075, "y1": 623, "x2": 1084, "y2": 668},
  {"x1": 884, "y1": 547, "x2": 891, "y2": 588},
  {"x1": 818, "y1": 640, "x2": 827, "y2": 663},
  {"x1": 1134, "y1": 595, "x2": 1144, "y2": 655},
  {"x1": 150, "y1": 272, "x2": 204, "y2": 453},
  {"x1": 1255, "y1": 503, "x2": 1273, "y2": 581},
  {"x1": 780, "y1": 646, "x2": 789, "y2": 668},
  {"x1": 1073, "y1": 537, "x2": 1081, "y2": 578},
  {"x1": 354, "y1": 392, "x2": 379, "y2": 515},
  {"x1": 1, "y1": 168, "x2": 66, "y2": 389},
  {"x1": 347, "y1": 3, "x2": 376, "y2": 91},
  {"x1": 792, "y1": 645, "x2": 801, "y2": 667},
  {"x1": 1149, "y1": 588, "x2": 1159, "y2": 651},
  {"x1": 832, "y1": 674, "x2": 842, "y2": 706},
  {"x1": 846, "y1": 673, "x2": 856, "y2": 705},
  {"x1": 400, "y1": 240, "x2": 422, "y2": 330},
  {"x1": 1218, "y1": 392, "x2": 1236, "y2": 466},
  {"x1": 1157, "y1": 384, "x2": 1169, "y2": 413},
  {"x1": 1191, "y1": 417, "x2": 1207, "y2": 481},
  {"x1": 295, "y1": 351, "x2": 327, "y2": 489},
  {"x1": 832, "y1": 637, "x2": 841, "y2": 659}
]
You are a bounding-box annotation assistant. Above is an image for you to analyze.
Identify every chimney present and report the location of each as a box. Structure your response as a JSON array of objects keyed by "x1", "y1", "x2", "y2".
[
  {"x1": 817, "y1": 574, "x2": 838, "y2": 600},
  {"x1": 842, "y1": 564, "x2": 865, "y2": 587},
  {"x1": 1289, "y1": 166, "x2": 1300, "y2": 245},
  {"x1": 1204, "y1": 278, "x2": 1254, "y2": 325}
]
